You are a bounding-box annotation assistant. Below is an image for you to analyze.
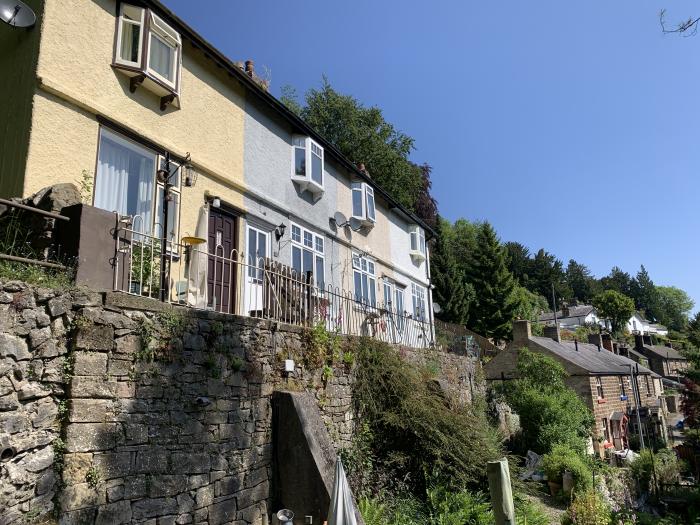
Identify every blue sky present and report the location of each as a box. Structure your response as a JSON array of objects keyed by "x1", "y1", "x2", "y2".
[{"x1": 164, "y1": 0, "x2": 700, "y2": 314}]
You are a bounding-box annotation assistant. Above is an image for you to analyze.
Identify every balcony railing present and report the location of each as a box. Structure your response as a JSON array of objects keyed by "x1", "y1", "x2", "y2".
[{"x1": 113, "y1": 218, "x2": 434, "y2": 348}]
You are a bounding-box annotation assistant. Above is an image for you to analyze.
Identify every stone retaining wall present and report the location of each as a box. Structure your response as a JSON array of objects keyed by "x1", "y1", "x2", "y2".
[{"x1": 0, "y1": 282, "x2": 480, "y2": 524}]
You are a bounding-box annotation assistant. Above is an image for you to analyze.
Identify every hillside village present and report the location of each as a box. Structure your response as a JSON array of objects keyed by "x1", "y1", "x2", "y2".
[{"x1": 1, "y1": 1, "x2": 700, "y2": 524}]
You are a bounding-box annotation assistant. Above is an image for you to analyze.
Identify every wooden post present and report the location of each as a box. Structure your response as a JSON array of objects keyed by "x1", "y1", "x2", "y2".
[
  {"x1": 487, "y1": 458, "x2": 515, "y2": 525},
  {"x1": 305, "y1": 270, "x2": 313, "y2": 325}
]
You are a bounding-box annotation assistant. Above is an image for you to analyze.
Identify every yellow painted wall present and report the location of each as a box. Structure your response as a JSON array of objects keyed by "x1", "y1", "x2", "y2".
[{"x1": 23, "y1": 0, "x2": 247, "y2": 237}]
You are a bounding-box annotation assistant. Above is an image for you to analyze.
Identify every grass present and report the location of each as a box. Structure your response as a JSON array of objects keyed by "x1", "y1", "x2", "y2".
[{"x1": 0, "y1": 260, "x2": 74, "y2": 290}]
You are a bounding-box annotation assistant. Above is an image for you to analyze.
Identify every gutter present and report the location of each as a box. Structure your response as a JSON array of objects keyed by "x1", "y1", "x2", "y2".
[{"x1": 142, "y1": 0, "x2": 436, "y2": 239}]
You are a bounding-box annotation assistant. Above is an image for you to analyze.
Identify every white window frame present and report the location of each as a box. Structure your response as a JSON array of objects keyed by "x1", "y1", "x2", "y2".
[
  {"x1": 383, "y1": 279, "x2": 406, "y2": 332},
  {"x1": 409, "y1": 225, "x2": 426, "y2": 261},
  {"x1": 115, "y1": 4, "x2": 145, "y2": 68},
  {"x1": 351, "y1": 182, "x2": 376, "y2": 224},
  {"x1": 145, "y1": 12, "x2": 182, "y2": 92},
  {"x1": 290, "y1": 223, "x2": 325, "y2": 288},
  {"x1": 291, "y1": 136, "x2": 324, "y2": 195},
  {"x1": 353, "y1": 253, "x2": 376, "y2": 307},
  {"x1": 411, "y1": 282, "x2": 427, "y2": 321}
]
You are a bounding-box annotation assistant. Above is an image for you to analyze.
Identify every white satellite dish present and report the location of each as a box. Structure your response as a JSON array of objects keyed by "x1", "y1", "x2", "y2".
[
  {"x1": 433, "y1": 302, "x2": 442, "y2": 314},
  {"x1": 349, "y1": 217, "x2": 363, "y2": 232},
  {"x1": 333, "y1": 211, "x2": 347, "y2": 227},
  {"x1": 0, "y1": 0, "x2": 36, "y2": 28}
]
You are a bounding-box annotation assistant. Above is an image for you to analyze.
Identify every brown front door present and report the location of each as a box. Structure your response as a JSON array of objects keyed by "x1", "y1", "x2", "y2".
[{"x1": 207, "y1": 207, "x2": 238, "y2": 313}]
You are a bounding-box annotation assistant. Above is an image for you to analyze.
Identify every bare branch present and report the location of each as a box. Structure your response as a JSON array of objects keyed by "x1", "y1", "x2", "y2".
[{"x1": 660, "y1": 8, "x2": 700, "y2": 36}]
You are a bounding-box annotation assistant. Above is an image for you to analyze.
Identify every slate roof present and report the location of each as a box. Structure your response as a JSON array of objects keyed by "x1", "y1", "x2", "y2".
[
  {"x1": 531, "y1": 336, "x2": 659, "y2": 376},
  {"x1": 538, "y1": 305, "x2": 596, "y2": 322},
  {"x1": 641, "y1": 345, "x2": 686, "y2": 361}
]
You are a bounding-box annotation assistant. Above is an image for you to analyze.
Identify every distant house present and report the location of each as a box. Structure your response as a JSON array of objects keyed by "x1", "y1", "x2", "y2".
[
  {"x1": 627, "y1": 313, "x2": 668, "y2": 337},
  {"x1": 538, "y1": 304, "x2": 607, "y2": 330},
  {"x1": 485, "y1": 320, "x2": 667, "y2": 457},
  {"x1": 634, "y1": 335, "x2": 688, "y2": 381}
]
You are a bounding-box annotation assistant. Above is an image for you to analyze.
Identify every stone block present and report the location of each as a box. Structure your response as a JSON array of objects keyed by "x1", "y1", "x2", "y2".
[
  {"x1": 48, "y1": 296, "x2": 69, "y2": 317},
  {"x1": 0, "y1": 333, "x2": 30, "y2": 360},
  {"x1": 31, "y1": 397, "x2": 58, "y2": 429},
  {"x1": 208, "y1": 497, "x2": 237, "y2": 525},
  {"x1": 29, "y1": 327, "x2": 51, "y2": 349},
  {"x1": 134, "y1": 450, "x2": 169, "y2": 474},
  {"x1": 235, "y1": 481, "x2": 268, "y2": 511},
  {"x1": 65, "y1": 423, "x2": 123, "y2": 452},
  {"x1": 125, "y1": 423, "x2": 148, "y2": 445},
  {"x1": 122, "y1": 475, "x2": 147, "y2": 499},
  {"x1": 171, "y1": 452, "x2": 211, "y2": 474},
  {"x1": 62, "y1": 453, "x2": 93, "y2": 485},
  {"x1": 17, "y1": 382, "x2": 50, "y2": 401},
  {"x1": 131, "y1": 497, "x2": 178, "y2": 520},
  {"x1": 176, "y1": 493, "x2": 194, "y2": 513},
  {"x1": 107, "y1": 483, "x2": 124, "y2": 502},
  {"x1": 195, "y1": 484, "x2": 214, "y2": 509},
  {"x1": 115, "y1": 335, "x2": 141, "y2": 355},
  {"x1": 69, "y1": 399, "x2": 113, "y2": 423},
  {"x1": 175, "y1": 513, "x2": 193, "y2": 524},
  {"x1": 59, "y1": 482, "x2": 106, "y2": 511},
  {"x1": 93, "y1": 452, "x2": 132, "y2": 479},
  {"x1": 70, "y1": 377, "x2": 119, "y2": 399},
  {"x1": 215, "y1": 474, "x2": 242, "y2": 497},
  {"x1": 36, "y1": 468, "x2": 56, "y2": 495},
  {"x1": 95, "y1": 500, "x2": 132, "y2": 525},
  {"x1": 148, "y1": 475, "x2": 188, "y2": 497},
  {"x1": 3, "y1": 413, "x2": 29, "y2": 433},
  {"x1": 188, "y1": 474, "x2": 209, "y2": 490},
  {"x1": 73, "y1": 352, "x2": 108, "y2": 376},
  {"x1": 108, "y1": 359, "x2": 132, "y2": 376},
  {"x1": 75, "y1": 324, "x2": 114, "y2": 351}
]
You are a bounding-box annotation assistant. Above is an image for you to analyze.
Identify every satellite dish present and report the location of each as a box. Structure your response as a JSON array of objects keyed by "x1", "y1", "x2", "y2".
[
  {"x1": 433, "y1": 302, "x2": 442, "y2": 314},
  {"x1": 333, "y1": 211, "x2": 347, "y2": 227},
  {"x1": 0, "y1": 0, "x2": 37, "y2": 28},
  {"x1": 349, "y1": 217, "x2": 363, "y2": 232}
]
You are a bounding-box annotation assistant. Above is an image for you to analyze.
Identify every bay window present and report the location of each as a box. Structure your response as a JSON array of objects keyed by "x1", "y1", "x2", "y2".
[
  {"x1": 409, "y1": 225, "x2": 426, "y2": 262},
  {"x1": 114, "y1": 4, "x2": 182, "y2": 108},
  {"x1": 351, "y1": 182, "x2": 375, "y2": 225},
  {"x1": 291, "y1": 136, "x2": 324, "y2": 196},
  {"x1": 353, "y1": 254, "x2": 376, "y2": 306},
  {"x1": 291, "y1": 223, "x2": 325, "y2": 288}
]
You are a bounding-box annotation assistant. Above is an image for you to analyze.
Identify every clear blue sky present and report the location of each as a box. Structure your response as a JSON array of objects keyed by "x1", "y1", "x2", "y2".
[{"x1": 164, "y1": 0, "x2": 699, "y2": 314}]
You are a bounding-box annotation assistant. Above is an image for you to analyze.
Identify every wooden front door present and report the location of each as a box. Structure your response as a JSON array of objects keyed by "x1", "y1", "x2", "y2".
[{"x1": 207, "y1": 208, "x2": 238, "y2": 313}]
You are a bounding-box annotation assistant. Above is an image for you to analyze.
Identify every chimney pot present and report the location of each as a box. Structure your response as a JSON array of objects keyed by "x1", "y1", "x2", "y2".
[
  {"x1": 245, "y1": 60, "x2": 254, "y2": 77},
  {"x1": 512, "y1": 320, "x2": 532, "y2": 344}
]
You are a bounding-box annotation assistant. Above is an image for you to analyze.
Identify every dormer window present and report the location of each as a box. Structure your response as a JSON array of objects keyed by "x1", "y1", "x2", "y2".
[
  {"x1": 409, "y1": 225, "x2": 426, "y2": 262},
  {"x1": 351, "y1": 182, "x2": 375, "y2": 226},
  {"x1": 291, "y1": 136, "x2": 324, "y2": 196},
  {"x1": 114, "y1": 4, "x2": 182, "y2": 110}
]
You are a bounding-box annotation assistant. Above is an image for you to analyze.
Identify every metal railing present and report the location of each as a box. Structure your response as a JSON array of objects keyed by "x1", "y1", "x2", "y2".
[{"x1": 114, "y1": 219, "x2": 434, "y2": 347}]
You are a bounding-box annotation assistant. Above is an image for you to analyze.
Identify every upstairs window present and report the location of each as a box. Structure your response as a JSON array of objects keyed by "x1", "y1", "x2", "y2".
[
  {"x1": 114, "y1": 4, "x2": 182, "y2": 107},
  {"x1": 409, "y1": 225, "x2": 426, "y2": 261},
  {"x1": 595, "y1": 376, "x2": 604, "y2": 399},
  {"x1": 291, "y1": 136, "x2": 324, "y2": 196},
  {"x1": 351, "y1": 182, "x2": 375, "y2": 225}
]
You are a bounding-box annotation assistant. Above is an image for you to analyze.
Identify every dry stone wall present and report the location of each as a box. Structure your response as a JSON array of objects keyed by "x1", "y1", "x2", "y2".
[{"x1": 0, "y1": 282, "x2": 480, "y2": 525}]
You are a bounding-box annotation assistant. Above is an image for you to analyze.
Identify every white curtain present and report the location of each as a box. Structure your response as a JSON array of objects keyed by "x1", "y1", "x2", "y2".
[
  {"x1": 187, "y1": 204, "x2": 208, "y2": 308},
  {"x1": 95, "y1": 131, "x2": 155, "y2": 234},
  {"x1": 150, "y1": 34, "x2": 173, "y2": 81}
]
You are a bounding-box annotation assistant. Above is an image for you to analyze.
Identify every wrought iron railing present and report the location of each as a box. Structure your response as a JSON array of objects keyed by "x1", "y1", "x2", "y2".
[{"x1": 114, "y1": 219, "x2": 434, "y2": 347}]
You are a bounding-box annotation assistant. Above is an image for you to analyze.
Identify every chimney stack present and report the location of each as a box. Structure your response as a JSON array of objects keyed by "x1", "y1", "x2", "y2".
[
  {"x1": 601, "y1": 333, "x2": 613, "y2": 352},
  {"x1": 665, "y1": 341, "x2": 673, "y2": 348},
  {"x1": 543, "y1": 325, "x2": 561, "y2": 343},
  {"x1": 512, "y1": 320, "x2": 531, "y2": 344},
  {"x1": 245, "y1": 60, "x2": 255, "y2": 78},
  {"x1": 588, "y1": 333, "x2": 603, "y2": 348},
  {"x1": 634, "y1": 334, "x2": 644, "y2": 350},
  {"x1": 561, "y1": 303, "x2": 570, "y2": 318}
]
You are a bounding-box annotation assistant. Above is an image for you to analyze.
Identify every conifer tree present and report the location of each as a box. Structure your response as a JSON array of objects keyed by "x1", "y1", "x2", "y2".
[
  {"x1": 466, "y1": 222, "x2": 517, "y2": 342},
  {"x1": 430, "y1": 218, "x2": 473, "y2": 324}
]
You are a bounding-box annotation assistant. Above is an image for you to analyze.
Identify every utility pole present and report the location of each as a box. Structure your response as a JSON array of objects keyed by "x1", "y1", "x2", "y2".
[
  {"x1": 625, "y1": 363, "x2": 645, "y2": 450},
  {"x1": 551, "y1": 282, "x2": 558, "y2": 328}
]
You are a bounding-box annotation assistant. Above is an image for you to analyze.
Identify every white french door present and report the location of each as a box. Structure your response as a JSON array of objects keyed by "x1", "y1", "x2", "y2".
[{"x1": 244, "y1": 225, "x2": 269, "y2": 314}]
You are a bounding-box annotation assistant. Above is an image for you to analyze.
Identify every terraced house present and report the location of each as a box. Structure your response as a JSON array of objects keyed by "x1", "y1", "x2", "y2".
[{"x1": 1, "y1": 0, "x2": 435, "y2": 346}]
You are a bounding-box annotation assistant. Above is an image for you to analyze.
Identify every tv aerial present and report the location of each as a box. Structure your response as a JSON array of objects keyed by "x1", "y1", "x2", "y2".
[{"x1": 0, "y1": 1, "x2": 37, "y2": 28}]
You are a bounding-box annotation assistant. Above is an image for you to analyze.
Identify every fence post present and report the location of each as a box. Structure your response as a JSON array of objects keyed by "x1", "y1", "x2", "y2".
[
  {"x1": 305, "y1": 271, "x2": 313, "y2": 326},
  {"x1": 487, "y1": 458, "x2": 515, "y2": 525}
]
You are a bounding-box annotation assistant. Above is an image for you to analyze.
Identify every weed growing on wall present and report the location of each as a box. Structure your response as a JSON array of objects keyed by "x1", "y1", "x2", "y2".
[
  {"x1": 85, "y1": 466, "x2": 102, "y2": 489},
  {"x1": 76, "y1": 170, "x2": 93, "y2": 204},
  {"x1": 135, "y1": 310, "x2": 187, "y2": 362},
  {"x1": 302, "y1": 322, "x2": 340, "y2": 369}
]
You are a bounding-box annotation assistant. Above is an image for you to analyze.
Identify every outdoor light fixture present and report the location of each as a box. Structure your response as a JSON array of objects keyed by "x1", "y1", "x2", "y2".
[
  {"x1": 211, "y1": 196, "x2": 221, "y2": 208},
  {"x1": 183, "y1": 162, "x2": 197, "y2": 187},
  {"x1": 274, "y1": 223, "x2": 286, "y2": 241}
]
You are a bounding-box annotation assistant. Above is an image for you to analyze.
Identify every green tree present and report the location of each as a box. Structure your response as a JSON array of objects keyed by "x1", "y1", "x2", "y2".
[
  {"x1": 498, "y1": 348, "x2": 594, "y2": 454},
  {"x1": 629, "y1": 265, "x2": 660, "y2": 321},
  {"x1": 414, "y1": 163, "x2": 439, "y2": 231},
  {"x1": 565, "y1": 259, "x2": 600, "y2": 304},
  {"x1": 688, "y1": 312, "x2": 700, "y2": 350},
  {"x1": 290, "y1": 77, "x2": 426, "y2": 211},
  {"x1": 655, "y1": 285, "x2": 694, "y2": 332},
  {"x1": 504, "y1": 241, "x2": 532, "y2": 287},
  {"x1": 600, "y1": 266, "x2": 634, "y2": 297},
  {"x1": 511, "y1": 285, "x2": 549, "y2": 323},
  {"x1": 466, "y1": 222, "x2": 517, "y2": 342},
  {"x1": 430, "y1": 218, "x2": 473, "y2": 324},
  {"x1": 592, "y1": 290, "x2": 635, "y2": 334},
  {"x1": 528, "y1": 249, "x2": 571, "y2": 307}
]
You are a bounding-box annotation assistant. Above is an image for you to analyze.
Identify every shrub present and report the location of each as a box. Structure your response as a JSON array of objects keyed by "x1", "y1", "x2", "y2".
[
  {"x1": 541, "y1": 444, "x2": 592, "y2": 491},
  {"x1": 350, "y1": 337, "x2": 503, "y2": 496},
  {"x1": 561, "y1": 489, "x2": 611, "y2": 525},
  {"x1": 630, "y1": 448, "x2": 680, "y2": 494}
]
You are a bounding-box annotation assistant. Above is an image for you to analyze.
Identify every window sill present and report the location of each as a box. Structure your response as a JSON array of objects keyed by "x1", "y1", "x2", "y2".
[
  {"x1": 597, "y1": 398, "x2": 606, "y2": 404},
  {"x1": 113, "y1": 64, "x2": 181, "y2": 110}
]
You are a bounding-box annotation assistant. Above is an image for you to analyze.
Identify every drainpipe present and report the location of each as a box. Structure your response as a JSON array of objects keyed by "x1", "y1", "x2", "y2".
[{"x1": 426, "y1": 242, "x2": 435, "y2": 346}]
